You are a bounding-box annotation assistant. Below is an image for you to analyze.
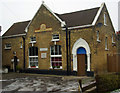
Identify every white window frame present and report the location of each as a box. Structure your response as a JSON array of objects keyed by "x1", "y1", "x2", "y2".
[
  {"x1": 29, "y1": 36, "x2": 36, "y2": 43},
  {"x1": 105, "y1": 37, "x2": 109, "y2": 51},
  {"x1": 51, "y1": 34, "x2": 60, "y2": 41},
  {"x1": 28, "y1": 47, "x2": 38, "y2": 68},
  {"x1": 96, "y1": 31, "x2": 101, "y2": 42},
  {"x1": 20, "y1": 42, "x2": 22, "y2": 49},
  {"x1": 29, "y1": 56, "x2": 38, "y2": 68},
  {"x1": 5, "y1": 43, "x2": 11, "y2": 49},
  {"x1": 112, "y1": 34, "x2": 115, "y2": 44},
  {"x1": 50, "y1": 45, "x2": 62, "y2": 69},
  {"x1": 104, "y1": 13, "x2": 107, "y2": 26}
]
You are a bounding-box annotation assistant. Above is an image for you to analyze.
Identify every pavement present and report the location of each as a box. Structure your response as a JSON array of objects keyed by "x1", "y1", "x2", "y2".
[{"x1": 1, "y1": 72, "x2": 95, "y2": 92}]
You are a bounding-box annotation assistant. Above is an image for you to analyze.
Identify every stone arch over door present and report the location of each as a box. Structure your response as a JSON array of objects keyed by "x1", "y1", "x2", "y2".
[{"x1": 72, "y1": 38, "x2": 91, "y2": 71}]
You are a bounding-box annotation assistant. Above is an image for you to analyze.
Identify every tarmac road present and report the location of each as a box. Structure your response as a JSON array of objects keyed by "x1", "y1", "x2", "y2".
[{"x1": 1, "y1": 73, "x2": 94, "y2": 92}]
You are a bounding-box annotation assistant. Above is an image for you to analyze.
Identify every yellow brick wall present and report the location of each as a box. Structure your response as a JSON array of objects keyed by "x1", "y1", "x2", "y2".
[
  {"x1": 25, "y1": 4, "x2": 67, "y2": 70},
  {"x1": 2, "y1": 37, "x2": 24, "y2": 69}
]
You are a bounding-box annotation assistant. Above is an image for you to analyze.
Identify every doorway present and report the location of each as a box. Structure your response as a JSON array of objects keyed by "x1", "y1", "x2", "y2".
[{"x1": 77, "y1": 47, "x2": 87, "y2": 76}]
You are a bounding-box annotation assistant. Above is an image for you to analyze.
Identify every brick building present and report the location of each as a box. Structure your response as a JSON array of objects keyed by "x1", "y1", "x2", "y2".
[{"x1": 2, "y1": 3, "x2": 117, "y2": 75}]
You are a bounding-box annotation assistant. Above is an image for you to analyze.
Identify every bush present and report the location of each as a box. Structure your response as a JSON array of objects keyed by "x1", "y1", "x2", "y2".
[{"x1": 95, "y1": 73, "x2": 120, "y2": 93}]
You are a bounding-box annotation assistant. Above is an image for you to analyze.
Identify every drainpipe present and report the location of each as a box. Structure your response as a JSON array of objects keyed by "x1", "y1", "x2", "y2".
[
  {"x1": 22, "y1": 36, "x2": 25, "y2": 70},
  {"x1": 69, "y1": 30, "x2": 71, "y2": 75},
  {"x1": 65, "y1": 26, "x2": 69, "y2": 75}
]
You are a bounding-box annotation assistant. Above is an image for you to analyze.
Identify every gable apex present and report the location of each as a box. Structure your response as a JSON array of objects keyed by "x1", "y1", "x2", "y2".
[
  {"x1": 25, "y1": 2, "x2": 66, "y2": 33},
  {"x1": 92, "y1": 2, "x2": 105, "y2": 25}
]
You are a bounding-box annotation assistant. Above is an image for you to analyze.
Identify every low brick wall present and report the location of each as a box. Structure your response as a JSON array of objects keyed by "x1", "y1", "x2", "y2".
[{"x1": 95, "y1": 73, "x2": 120, "y2": 93}]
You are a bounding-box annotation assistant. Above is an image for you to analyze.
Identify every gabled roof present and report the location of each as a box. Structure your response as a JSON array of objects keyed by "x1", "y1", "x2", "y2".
[
  {"x1": 57, "y1": 7, "x2": 99, "y2": 27},
  {"x1": 3, "y1": 3, "x2": 106, "y2": 37},
  {"x1": 3, "y1": 20, "x2": 30, "y2": 36}
]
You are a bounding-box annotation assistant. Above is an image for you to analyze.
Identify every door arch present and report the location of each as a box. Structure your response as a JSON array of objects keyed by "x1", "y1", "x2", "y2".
[
  {"x1": 77, "y1": 47, "x2": 86, "y2": 54},
  {"x1": 72, "y1": 38, "x2": 91, "y2": 71}
]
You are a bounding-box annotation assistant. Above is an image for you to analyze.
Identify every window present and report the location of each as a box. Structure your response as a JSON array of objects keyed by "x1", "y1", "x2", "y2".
[
  {"x1": 30, "y1": 36, "x2": 36, "y2": 42},
  {"x1": 112, "y1": 34, "x2": 115, "y2": 44},
  {"x1": 50, "y1": 45, "x2": 62, "y2": 69},
  {"x1": 52, "y1": 34, "x2": 59, "y2": 41},
  {"x1": 5, "y1": 43, "x2": 11, "y2": 49},
  {"x1": 29, "y1": 47, "x2": 38, "y2": 68},
  {"x1": 104, "y1": 13, "x2": 107, "y2": 25},
  {"x1": 20, "y1": 42, "x2": 22, "y2": 48},
  {"x1": 96, "y1": 31, "x2": 101, "y2": 42},
  {"x1": 105, "y1": 37, "x2": 109, "y2": 50}
]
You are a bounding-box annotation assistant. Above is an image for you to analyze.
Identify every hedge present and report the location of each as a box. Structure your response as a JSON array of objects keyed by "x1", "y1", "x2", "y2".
[{"x1": 95, "y1": 73, "x2": 120, "y2": 93}]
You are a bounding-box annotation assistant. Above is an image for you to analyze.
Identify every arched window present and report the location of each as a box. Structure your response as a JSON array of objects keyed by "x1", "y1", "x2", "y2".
[
  {"x1": 29, "y1": 47, "x2": 38, "y2": 68},
  {"x1": 50, "y1": 45, "x2": 62, "y2": 69},
  {"x1": 105, "y1": 37, "x2": 109, "y2": 50},
  {"x1": 104, "y1": 13, "x2": 107, "y2": 25}
]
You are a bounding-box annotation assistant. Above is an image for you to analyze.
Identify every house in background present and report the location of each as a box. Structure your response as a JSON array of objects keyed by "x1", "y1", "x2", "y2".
[{"x1": 2, "y1": 2, "x2": 117, "y2": 76}]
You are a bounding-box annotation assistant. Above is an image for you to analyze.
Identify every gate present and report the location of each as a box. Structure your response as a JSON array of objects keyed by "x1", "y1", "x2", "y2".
[{"x1": 107, "y1": 54, "x2": 120, "y2": 72}]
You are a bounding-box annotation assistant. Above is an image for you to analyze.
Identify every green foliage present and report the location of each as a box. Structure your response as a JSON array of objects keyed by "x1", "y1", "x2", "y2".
[
  {"x1": 16, "y1": 65, "x2": 21, "y2": 70},
  {"x1": 95, "y1": 73, "x2": 120, "y2": 92}
]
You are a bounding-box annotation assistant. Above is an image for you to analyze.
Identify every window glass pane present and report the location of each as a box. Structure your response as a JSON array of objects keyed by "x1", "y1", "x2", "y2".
[
  {"x1": 51, "y1": 46, "x2": 54, "y2": 55},
  {"x1": 55, "y1": 45, "x2": 58, "y2": 55},
  {"x1": 31, "y1": 37, "x2": 36, "y2": 41},
  {"x1": 29, "y1": 47, "x2": 38, "y2": 56},
  {"x1": 59, "y1": 45, "x2": 62, "y2": 55},
  {"x1": 51, "y1": 57, "x2": 62, "y2": 67},
  {"x1": 6, "y1": 43, "x2": 11, "y2": 48},
  {"x1": 105, "y1": 37, "x2": 108, "y2": 49},
  {"x1": 51, "y1": 45, "x2": 61, "y2": 55},
  {"x1": 29, "y1": 57, "x2": 38, "y2": 67},
  {"x1": 53, "y1": 34, "x2": 59, "y2": 39}
]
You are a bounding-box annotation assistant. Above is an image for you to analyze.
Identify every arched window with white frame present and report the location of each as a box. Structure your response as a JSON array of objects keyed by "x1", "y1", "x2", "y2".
[{"x1": 104, "y1": 13, "x2": 107, "y2": 25}]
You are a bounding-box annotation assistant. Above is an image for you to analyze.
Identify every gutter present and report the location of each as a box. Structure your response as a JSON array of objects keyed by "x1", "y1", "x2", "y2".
[
  {"x1": 62, "y1": 24, "x2": 93, "y2": 30},
  {"x1": 2, "y1": 34, "x2": 26, "y2": 38}
]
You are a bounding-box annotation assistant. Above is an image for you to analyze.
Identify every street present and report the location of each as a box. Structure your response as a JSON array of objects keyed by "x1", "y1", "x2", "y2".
[{"x1": 1, "y1": 73, "x2": 94, "y2": 92}]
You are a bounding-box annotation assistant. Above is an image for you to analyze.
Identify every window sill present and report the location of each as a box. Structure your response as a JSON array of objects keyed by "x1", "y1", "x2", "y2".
[
  {"x1": 104, "y1": 24, "x2": 108, "y2": 26},
  {"x1": 112, "y1": 42, "x2": 115, "y2": 44},
  {"x1": 97, "y1": 39, "x2": 101, "y2": 43},
  {"x1": 50, "y1": 66, "x2": 62, "y2": 69},
  {"x1": 29, "y1": 41, "x2": 36, "y2": 43},
  {"x1": 105, "y1": 48, "x2": 109, "y2": 51},
  {"x1": 51, "y1": 39, "x2": 59, "y2": 42},
  {"x1": 51, "y1": 55, "x2": 62, "y2": 57},
  {"x1": 28, "y1": 66, "x2": 38, "y2": 68},
  {"x1": 4, "y1": 48, "x2": 11, "y2": 50}
]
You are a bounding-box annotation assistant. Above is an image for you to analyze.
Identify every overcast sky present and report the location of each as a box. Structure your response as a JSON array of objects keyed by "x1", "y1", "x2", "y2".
[{"x1": 0, "y1": 0, "x2": 119, "y2": 35}]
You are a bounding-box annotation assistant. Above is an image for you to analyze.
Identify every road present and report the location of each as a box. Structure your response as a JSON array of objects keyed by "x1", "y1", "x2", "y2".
[{"x1": 1, "y1": 73, "x2": 94, "y2": 92}]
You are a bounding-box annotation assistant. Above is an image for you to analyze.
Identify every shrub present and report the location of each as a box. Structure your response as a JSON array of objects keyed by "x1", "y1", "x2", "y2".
[{"x1": 95, "y1": 73, "x2": 120, "y2": 93}]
